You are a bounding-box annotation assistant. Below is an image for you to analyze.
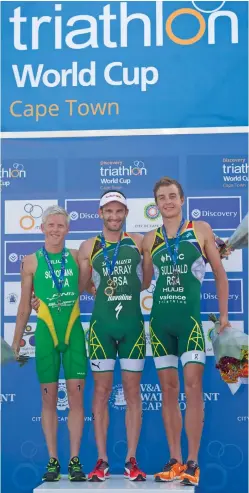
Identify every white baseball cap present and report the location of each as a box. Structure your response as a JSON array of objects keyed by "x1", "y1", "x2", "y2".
[{"x1": 99, "y1": 191, "x2": 127, "y2": 208}]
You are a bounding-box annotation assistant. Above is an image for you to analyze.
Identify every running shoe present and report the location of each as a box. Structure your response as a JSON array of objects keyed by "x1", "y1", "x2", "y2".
[
  {"x1": 42, "y1": 458, "x2": 61, "y2": 482},
  {"x1": 124, "y1": 457, "x2": 146, "y2": 481},
  {"x1": 88, "y1": 459, "x2": 110, "y2": 482},
  {"x1": 68, "y1": 456, "x2": 86, "y2": 481},
  {"x1": 180, "y1": 460, "x2": 200, "y2": 486},
  {"x1": 155, "y1": 458, "x2": 186, "y2": 482}
]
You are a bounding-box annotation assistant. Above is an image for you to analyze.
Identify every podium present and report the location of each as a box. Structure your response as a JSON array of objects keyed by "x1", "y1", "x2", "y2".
[{"x1": 34, "y1": 475, "x2": 194, "y2": 492}]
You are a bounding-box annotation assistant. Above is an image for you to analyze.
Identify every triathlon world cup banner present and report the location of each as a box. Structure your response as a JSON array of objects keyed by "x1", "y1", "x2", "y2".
[
  {"x1": 1, "y1": 1, "x2": 248, "y2": 131},
  {"x1": 1, "y1": 133, "x2": 248, "y2": 493}
]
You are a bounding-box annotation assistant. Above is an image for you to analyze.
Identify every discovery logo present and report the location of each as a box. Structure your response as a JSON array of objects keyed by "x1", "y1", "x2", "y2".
[
  {"x1": 5, "y1": 241, "x2": 44, "y2": 275},
  {"x1": 187, "y1": 196, "x2": 241, "y2": 230},
  {"x1": 201, "y1": 279, "x2": 243, "y2": 314},
  {"x1": 65, "y1": 199, "x2": 102, "y2": 233},
  {"x1": 80, "y1": 292, "x2": 95, "y2": 315}
]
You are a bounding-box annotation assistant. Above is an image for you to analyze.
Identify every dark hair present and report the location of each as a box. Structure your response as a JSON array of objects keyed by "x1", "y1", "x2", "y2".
[
  {"x1": 153, "y1": 177, "x2": 184, "y2": 202},
  {"x1": 100, "y1": 189, "x2": 127, "y2": 199}
]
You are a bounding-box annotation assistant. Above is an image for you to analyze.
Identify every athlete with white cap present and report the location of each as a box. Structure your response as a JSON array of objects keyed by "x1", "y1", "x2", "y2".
[{"x1": 78, "y1": 190, "x2": 152, "y2": 482}]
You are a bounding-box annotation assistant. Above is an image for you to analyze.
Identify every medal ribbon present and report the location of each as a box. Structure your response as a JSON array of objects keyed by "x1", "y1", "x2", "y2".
[
  {"x1": 100, "y1": 233, "x2": 121, "y2": 278},
  {"x1": 43, "y1": 247, "x2": 66, "y2": 292},
  {"x1": 162, "y1": 219, "x2": 185, "y2": 273}
]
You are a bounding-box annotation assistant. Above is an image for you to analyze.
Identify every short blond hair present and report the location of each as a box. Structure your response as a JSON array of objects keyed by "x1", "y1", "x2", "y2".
[{"x1": 42, "y1": 205, "x2": 70, "y2": 225}]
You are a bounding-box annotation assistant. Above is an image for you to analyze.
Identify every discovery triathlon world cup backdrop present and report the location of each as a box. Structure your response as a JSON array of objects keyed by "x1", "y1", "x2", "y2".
[{"x1": 1, "y1": 2, "x2": 248, "y2": 493}]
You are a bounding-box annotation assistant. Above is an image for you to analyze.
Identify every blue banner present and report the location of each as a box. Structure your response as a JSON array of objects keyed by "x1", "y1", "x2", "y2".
[
  {"x1": 1, "y1": 1, "x2": 248, "y2": 131},
  {"x1": 1, "y1": 132, "x2": 248, "y2": 493}
]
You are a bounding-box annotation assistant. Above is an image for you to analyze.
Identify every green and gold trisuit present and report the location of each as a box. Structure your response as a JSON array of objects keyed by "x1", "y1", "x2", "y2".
[
  {"x1": 89, "y1": 233, "x2": 145, "y2": 372},
  {"x1": 150, "y1": 221, "x2": 207, "y2": 369},
  {"x1": 34, "y1": 248, "x2": 87, "y2": 383}
]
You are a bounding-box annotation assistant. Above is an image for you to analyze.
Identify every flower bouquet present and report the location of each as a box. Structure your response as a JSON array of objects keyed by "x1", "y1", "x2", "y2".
[
  {"x1": 214, "y1": 213, "x2": 248, "y2": 258},
  {"x1": 1, "y1": 338, "x2": 29, "y2": 367},
  {"x1": 209, "y1": 314, "x2": 248, "y2": 388}
]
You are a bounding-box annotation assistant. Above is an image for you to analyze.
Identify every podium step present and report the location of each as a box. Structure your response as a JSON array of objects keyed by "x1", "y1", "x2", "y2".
[{"x1": 34, "y1": 475, "x2": 195, "y2": 492}]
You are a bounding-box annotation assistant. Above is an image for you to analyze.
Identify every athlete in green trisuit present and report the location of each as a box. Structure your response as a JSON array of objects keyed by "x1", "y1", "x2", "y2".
[
  {"x1": 12, "y1": 206, "x2": 87, "y2": 482},
  {"x1": 142, "y1": 177, "x2": 230, "y2": 487},
  {"x1": 78, "y1": 190, "x2": 152, "y2": 482}
]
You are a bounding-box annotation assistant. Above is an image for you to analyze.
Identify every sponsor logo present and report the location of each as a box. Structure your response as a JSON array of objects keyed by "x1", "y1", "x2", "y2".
[
  {"x1": 4, "y1": 200, "x2": 58, "y2": 235},
  {"x1": 144, "y1": 203, "x2": 160, "y2": 221},
  {"x1": 91, "y1": 361, "x2": 101, "y2": 370},
  {"x1": 7, "y1": 293, "x2": 18, "y2": 305},
  {"x1": 126, "y1": 198, "x2": 162, "y2": 232},
  {"x1": 187, "y1": 196, "x2": 241, "y2": 230},
  {"x1": 80, "y1": 293, "x2": 94, "y2": 315},
  {"x1": 20, "y1": 325, "x2": 36, "y2": 357},
  {"x1": 65, "y1": 199, "x2": 102, "y2": 233},
  {"x1": 141, "y1": 282, "x2": 155, "y2": 314},
  {"x1": 9, "y1": 253, "x2": 18, "y2": 263},
  {"x1": 201, "y1": 279, "x2": 243, "y2": 314},
  {"x1": 4, "y1": 323, "x2": 36, "y2": 358},
  {"x1": 109, "y1": 384, "x2": 127, "y2": 410},
  {"x1": 0, "y1": 163, "x2": 26, "y2": 190},
  {"x1": 4, "y1": 282, "x2": 37, "y2": 316},
  {"x1": 57, "y1": 379, "x2": 69, "y2": 411},
  {"x1": 222, "y1": 158, "x2": 248, "y2": 188},
  {"x1": 192, "y1": 208, "x2": 201, "y2": 219},
  {"x1": 70, "y1": 211, "x2": 79, "y2": 221},
  {"x1": 115, "y1": 302, "x2": 123, "y2": 319},
  {"x1": 109, "y1": 384, "x2": 220, "y2": 412},
  {"x1": 5, "y1": 241, "x2": 44, "y2": 275},
  {"x1": 100, "y1": 160, "x2": 147, "y2": 189}
]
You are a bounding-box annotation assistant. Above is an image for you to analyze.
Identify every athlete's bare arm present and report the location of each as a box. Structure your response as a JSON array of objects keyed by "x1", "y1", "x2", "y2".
[
  {"x1": 78, "y1": 239, "x2": 95, "y2": 294},
  {"x1": 195, "y1": 221, "x2": 229, "y2": 332},
  {"x1": 141, "y1": 231, "x2": 155, "y2": 291},
  {"x1": 12, "y1": 255, "x2": 37, "y2": 356}
]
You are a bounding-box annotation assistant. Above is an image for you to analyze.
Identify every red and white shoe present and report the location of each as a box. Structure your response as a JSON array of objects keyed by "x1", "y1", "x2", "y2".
[
  {"x1": 124, "y1": 457, "x2": 146, "y2": 481},
  {"x1": 88, "y1": 459, "x2": 110, "y2": 482}
]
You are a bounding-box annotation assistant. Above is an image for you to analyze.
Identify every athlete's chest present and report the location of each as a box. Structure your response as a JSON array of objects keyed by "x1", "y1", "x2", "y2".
[
  {"x1": 152, "y1": 233, "x2": 202, "y2": 267},
  {"x1": 35, "y1": 256, "x2": 78, "y2": 291},
  {"x1": 93, "y1": 242, "x2": 140, "y2": 270}
]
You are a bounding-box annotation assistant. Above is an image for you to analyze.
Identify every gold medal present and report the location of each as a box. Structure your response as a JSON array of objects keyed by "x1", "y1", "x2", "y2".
[
  {"x1": 104, "y1": 285, "x2": 114, "y2": 296},
  {"x1": 104, "y1": 278, "x2": 117, "y2": 296}
]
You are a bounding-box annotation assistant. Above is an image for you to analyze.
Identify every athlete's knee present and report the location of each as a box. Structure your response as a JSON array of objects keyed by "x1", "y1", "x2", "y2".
[
  {"x1": 94, "y1": 381, "x2": 112, "y2": 405},
  {"x1": 184, "y1": 379, "x2": 203, "y2": 398},
  {"x1": 123, "y1": 380, "x2": 141, "y2": 406},
  {"x1": 160, "y1": 378, "x2": 179, "y2": 403},
  {"x1": 41, "y1": 386, "x2": 57, "y2": 410},
  {"x1": 67, "y1": 383, "x2": 84, "y2": 411}
]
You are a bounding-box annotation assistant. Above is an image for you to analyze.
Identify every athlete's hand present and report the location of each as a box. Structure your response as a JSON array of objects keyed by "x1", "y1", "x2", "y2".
[
  {"x1": 31, "y1": 292, "x2": 40, "y2": 312},
  {"x1": 11, "y1": 342, "x2": 20, "y2": 359},
  {"x1": 90, "y1": 285, "x2": 96, "y2": 297},
  {"x1": 219, "y1": 245, "x2": 234, "y2": 259},
  {"x1": 218, "y1": 316, "x2": 231, "y2": 334}
]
